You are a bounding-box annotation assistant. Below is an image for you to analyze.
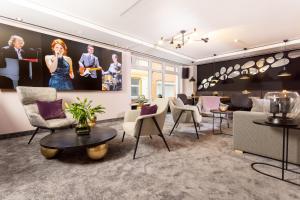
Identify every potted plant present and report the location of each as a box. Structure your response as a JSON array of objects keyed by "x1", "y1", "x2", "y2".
[
  {"x1": 136, "y1": 95, "x2": 147, "y2": 108},
  {"x1": 65, "y1": 97, "x2": 105, "y2": 135}
]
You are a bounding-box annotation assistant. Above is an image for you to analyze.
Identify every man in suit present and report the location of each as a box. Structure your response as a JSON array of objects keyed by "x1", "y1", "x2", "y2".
[
  {"x1": 78, "y1": 45, "x2": 102, "y2": 90},
  {"x1": 0, "y1": 35, "x2": 26, "y2": 88}
]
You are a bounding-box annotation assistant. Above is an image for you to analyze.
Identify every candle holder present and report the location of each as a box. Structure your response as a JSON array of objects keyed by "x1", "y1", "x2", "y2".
[{"x1": 264, "y1": 91, "x2": 299, "y2": 124}]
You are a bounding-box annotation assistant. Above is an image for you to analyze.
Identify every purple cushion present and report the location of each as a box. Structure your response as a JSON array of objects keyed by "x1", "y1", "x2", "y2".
[
  {"x1": 140, "y1": 104, "x2": 158, "y2": 116},
  {"x1": 36, "y1": 99, "x2": 66, "y2": 120}
]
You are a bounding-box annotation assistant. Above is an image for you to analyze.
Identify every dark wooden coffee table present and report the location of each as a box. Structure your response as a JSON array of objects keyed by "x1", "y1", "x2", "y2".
[{"x1": 40, "y1": 126, "x2": 117, "y2": 160}]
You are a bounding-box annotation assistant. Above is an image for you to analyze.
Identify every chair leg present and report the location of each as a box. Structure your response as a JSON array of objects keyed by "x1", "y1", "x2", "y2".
[
  {"x1": 149, "y1": 135, "x2": 152, "y2": 139},
  {"x1": 28, "y1": 127, "x2": 39, "y2": 144},
  {"x1": 122, "y1": 131, "x2": 125, "y2": 142},
  {"x1": 152, "y1": 117, "x2": 170, "y2": 152},
  {"x1": 133, "y1": 119, "x2": 144, "y2": 159},
  {"x1": 190, "y1": 111, "x2": 199, "y2": 139},
  {"x1": 169, "y1": 110, "x2": 184, "y2": 136}
]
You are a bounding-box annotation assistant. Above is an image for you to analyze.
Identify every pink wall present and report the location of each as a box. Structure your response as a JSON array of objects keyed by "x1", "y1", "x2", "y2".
[{"x1": 0, "y1": 52, "x2": 131, "y2": 135}]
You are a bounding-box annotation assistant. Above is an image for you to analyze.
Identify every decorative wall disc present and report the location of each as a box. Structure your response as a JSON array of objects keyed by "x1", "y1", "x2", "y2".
[
  {"x1": 204, "y1": 82, "x2": 210, "y2": 89},
  {"x1": 208, "y1": 76, "x2": 213, "y2": 81},
  {"x1": 259, "y1": 65, "x2": 270, "y2": 73},
  {"x1": 228, "y1": 71, "x2": 240, "y2": 78},
  {"x1": 226, "y1": 66, "x2": 233, "y2": 74},
  {"x1": 241, "y1": 61, "x2": 255, "y2": 69},
  {"x1": 215, "y1": 72, "x2": 220, "y2": 77},
  {"x1": 288, "y1": 50, "x2": 300, "y2": 59},
  {"x1": 198, "y1": 85, "x2": 203, "y2": 90},
  {"x1": 201, "y1": 79, "x2": 207, "y2": 84},
  {"x1": 220, "y1": 67, "x2": 226, "y2": 75},
  {"x1": 234, "y1": 64, "x2": 240, "y2": 70},
  {"x1": 256, "y1": 58, "x2": 265, "y2": 68},
  {"x1": 271, "y1": 58, "x2": 290, "y2": 68},
  {"x1": 266, "y1": 57, "x2": 275, "y2": 64},
  {"x1": 249, "y1": 68, "x2": 258, "y2": 75},
  {"x1": 275, "y1": 52, "x2": 284, "y2": 60},
  {"x1": 219, "y1": 74, "x2": 228, "y2": 80}
]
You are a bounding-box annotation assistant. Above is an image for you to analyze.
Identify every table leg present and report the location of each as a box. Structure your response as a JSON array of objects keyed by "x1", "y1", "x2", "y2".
[
  {"x1": 212, "y1": 113, "x2": 215, "y2": 133},
  {"x1": 282, "y1": 128, "x2": 286, "y2": 180},
  {"x1": 219, "y1": 113, "x2": 222, "y2": 133},
  {"x1": 86, "y1": 144, "x2": 108, "y2": 160},
  {"x1": 40, "y1": 147, "x2": 59, "y2": 159},
  {"x1": 286, "y1": 128, "x2": 289, "y2": 170}
]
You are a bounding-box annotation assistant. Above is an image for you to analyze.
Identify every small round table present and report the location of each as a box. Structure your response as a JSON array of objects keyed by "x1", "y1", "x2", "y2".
[
  {"x1": 252, "y1": 119, "x2": 300, "y2": 186},
  {"x1": 210, "y1": 109, "x2": 233, "y2": 135},
  {"x1": 40, "y1": 127, "x2": 117, "y2": 160}
]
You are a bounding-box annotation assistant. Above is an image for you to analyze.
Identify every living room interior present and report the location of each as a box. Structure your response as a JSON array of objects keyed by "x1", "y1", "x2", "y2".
[{"x1": 1, "y1": 0, "x2": 300, "y2": 199}]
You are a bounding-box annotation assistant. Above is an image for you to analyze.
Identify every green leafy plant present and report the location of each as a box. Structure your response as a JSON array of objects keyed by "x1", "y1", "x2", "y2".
[
  {"x1": 65, "y1": 97, "x2": 105, "y2": 127},
  {"x1": 136, "y1": 95, "x2": 147, "y2": 104}
]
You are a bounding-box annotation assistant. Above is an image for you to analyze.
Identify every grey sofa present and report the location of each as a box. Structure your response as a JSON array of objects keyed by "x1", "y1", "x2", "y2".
[{"x1": 233, "y1": 111, "x2": 300, "y2": 164}]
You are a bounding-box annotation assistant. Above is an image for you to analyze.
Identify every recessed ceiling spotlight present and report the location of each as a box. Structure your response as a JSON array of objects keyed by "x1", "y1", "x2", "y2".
[
  {"x1": 15, "y1": 17, "x2": 23, "y2": 22},
  {"x1": 158, "y1": 37, "x2": 164, "y2": 45},
  {"x1": 234, "y1": 39, "x2": 239, "y2": 43}
]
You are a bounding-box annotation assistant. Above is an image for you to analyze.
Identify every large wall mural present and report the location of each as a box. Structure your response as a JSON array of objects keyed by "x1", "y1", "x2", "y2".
[
  {"x1": 0, "y1": 23, "x2": 122, "y2": 91},
  {"x1": 197, "y1": 49, "x2": 300, "y2": 92}
]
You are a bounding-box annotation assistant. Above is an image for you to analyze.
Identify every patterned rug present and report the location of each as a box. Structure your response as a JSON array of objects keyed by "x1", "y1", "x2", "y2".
[{"x1": 0, "y1": 115, "x2": 299, "y2": 200}]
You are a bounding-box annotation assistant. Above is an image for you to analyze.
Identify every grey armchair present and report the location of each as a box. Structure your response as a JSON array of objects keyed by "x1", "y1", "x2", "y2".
[
  {"x1": 16, "y1": 86, "x2": 75, "y2": 144},
  {"x1": 122, "y1": 98, "x2": 170, "y2": 159},
  {"x1": 169, "y1": 97, "x2": 202, "y2": 139}
]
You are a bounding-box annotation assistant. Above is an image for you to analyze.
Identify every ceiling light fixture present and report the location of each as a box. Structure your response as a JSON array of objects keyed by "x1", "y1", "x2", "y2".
[
  {"x1": 159, "y1": 28, "x2": 209, "y2": 49},
  {"x1": 277, "y1": 39, "x2": 292, "y2": 77},
  {"x1": 189, "y1": 76, "x2": 196, "y2": 82}
]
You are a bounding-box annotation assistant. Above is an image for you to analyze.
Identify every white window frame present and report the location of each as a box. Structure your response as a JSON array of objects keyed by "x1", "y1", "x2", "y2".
[{"x1": 131, "y1": 56, "x2": 181, "y2": 101}]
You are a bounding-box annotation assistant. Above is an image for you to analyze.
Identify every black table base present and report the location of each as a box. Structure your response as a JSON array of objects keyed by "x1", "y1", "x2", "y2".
[{"x1": 251, "y1": 122, "x2": 300, "y2": 186}]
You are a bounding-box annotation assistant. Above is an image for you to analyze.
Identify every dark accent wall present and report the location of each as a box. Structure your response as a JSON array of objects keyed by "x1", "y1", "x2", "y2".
[{"x1": 197, "y1": 50, "x2": 300, "y2": 95}]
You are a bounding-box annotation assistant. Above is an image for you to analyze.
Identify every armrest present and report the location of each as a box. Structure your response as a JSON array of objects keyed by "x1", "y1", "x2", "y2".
[
  {"x1": 124, "y1": 110, "x2": 140, "y2": 122},
  {"x1": 136, "y1": 113, "x2": 157, "y2": 121},
  {"x1": 27, "y1": 112, "x2": 48, "y2": 127}
]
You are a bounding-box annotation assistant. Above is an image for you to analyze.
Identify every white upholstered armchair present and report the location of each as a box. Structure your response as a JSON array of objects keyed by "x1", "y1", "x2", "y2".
[
  {"x1": 122, "y1": 98, "x2": 170, "y2": 159},
  {"x1": 16, "y1": 86, "x2": 75, "y2": 144},
  {"x1": 169, "y1": 97, "x2": 202, "y2": 139}
]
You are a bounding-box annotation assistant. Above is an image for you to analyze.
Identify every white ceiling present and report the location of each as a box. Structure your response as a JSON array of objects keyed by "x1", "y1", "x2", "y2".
[{"x1": 1, "y1": 0, "x2": 300, "y2": 65}]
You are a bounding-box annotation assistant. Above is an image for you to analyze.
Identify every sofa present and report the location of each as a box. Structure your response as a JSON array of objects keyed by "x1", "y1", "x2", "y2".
[{"x1": 233, "y1": 111, "x2": 300, "y2": 164}]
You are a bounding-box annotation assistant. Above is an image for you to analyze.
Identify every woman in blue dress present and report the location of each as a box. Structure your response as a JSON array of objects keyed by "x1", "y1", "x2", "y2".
[{"x1": 45, "y1": 39, "x2": 74, "y2": 90}]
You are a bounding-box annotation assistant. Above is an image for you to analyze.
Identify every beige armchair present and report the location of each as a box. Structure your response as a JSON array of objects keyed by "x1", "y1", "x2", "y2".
[
  {"x1": 169, "y1": 97, "x2": 202, "y2": 139},
  {"x1": 16, "y1": 86, "x2": 75, "y2": 144},
  {"x1": 122, "y1": 98, "x2": 170, "y2": 159}
]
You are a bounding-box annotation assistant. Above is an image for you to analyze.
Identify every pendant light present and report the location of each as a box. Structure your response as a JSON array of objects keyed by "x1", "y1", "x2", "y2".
[
  {"x1": 240, "y1": 48, "x2": 251, "y2": 80},
  {"x1": 211, "y1": 54, "x2": 219, "y2": 83},
  {"x1": 277, "y1": 40, "x2": 292, "y2": 77}
]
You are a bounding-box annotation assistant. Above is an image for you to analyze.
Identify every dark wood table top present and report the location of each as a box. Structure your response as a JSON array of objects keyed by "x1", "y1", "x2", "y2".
[
  {"x1": 210, "y1": 109, "x2": 233, "y2": 114},
  {"x1": 253, "y1": 119, "x2": 300, "y2": 129},
  {"x1": 40, "y1": 126, "x2": 117, "y2": 149}
]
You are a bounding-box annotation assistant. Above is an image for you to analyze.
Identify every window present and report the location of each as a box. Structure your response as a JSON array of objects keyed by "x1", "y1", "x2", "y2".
[
  {"x1": 164, "y1": 74, "x2": 178, "y2": 98},
  {"x1": 165, "y1": 65, "x2": 175, "y2": 72},
  {"x1": 130, "y1": 69, "x2": 149, "y2": 99},
  {"x1": 152, "y1": 62, "x2": 162, "y2": 71},
  {"x1": 151, "y1": 71, "x2": 162, "y2": 99},
  {"x1": 131, "y1": 56, "x2": 180, "y2": 100},
  {"x1": 135, "y1": 58, "x2": 148, "y2": 67}
]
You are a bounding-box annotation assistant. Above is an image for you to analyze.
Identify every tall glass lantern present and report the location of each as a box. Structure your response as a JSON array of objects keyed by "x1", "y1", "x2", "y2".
[{"x1": 264, "y1": 91, "x2": 299, "y2": 124}]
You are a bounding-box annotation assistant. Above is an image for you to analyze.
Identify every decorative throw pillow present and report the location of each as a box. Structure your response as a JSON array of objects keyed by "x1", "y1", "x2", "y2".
[
  {"x1": 251, "y1": 98, "x2": 270, "y2": 112},
  {"x1": 36, "y1": 99, "x2": 66, "y2": 120},
  {"x1": 174, "y1": 98, "x2": 185, "y2": 107},
  {"x1": 140, "y1": 104, "x2": 158, "y2": 116}
]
